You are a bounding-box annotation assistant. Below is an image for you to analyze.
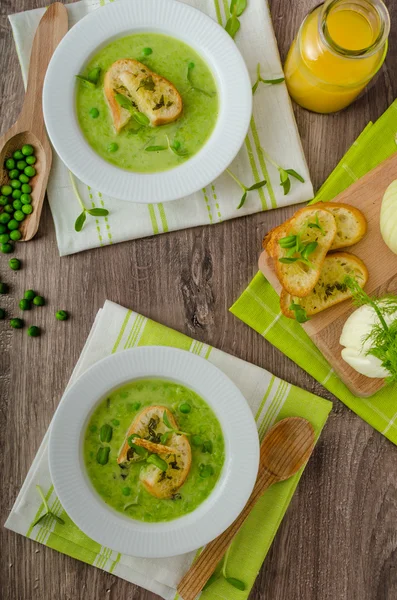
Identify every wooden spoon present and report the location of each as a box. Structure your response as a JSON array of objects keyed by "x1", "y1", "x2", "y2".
[
  {"x1": 0, "y1": 3, "x2": 68, "y2": 241},
  {"x1": 177, "y1": 417, "x2": 316, "y2": 600}
]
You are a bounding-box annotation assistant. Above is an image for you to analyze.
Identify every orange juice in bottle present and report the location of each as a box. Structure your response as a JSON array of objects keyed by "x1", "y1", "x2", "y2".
[{"x1": 284, "y1": 0, "x2": 390, "y2": 113}]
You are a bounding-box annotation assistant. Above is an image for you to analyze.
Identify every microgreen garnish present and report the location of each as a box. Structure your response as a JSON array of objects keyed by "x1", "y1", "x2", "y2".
[
  {"x1": 278, "y1": 234, "x2": 317, "y2": 268},
  {"x1": 162, "y1": 410, "x2": 190, "y2": 436},
  {"x1": 186, "y1": 62, "x2": 216, "y2": 97},
  {"x1": 144, "y1": 136, "x2": 188, "y2": 157},
  {"x1": 225, "y1": 0, "x2": 247, "y2": 38},
  {"x1": 308, "y1": 213, "x2": 325, "y2": 236},
  {"x1": 147, "y1": 454, "x2": 168, "y2": 472},
  {"x1": 114, "y1": 93, "x2": 150, "y2": 126},
  {"x1": 258, "y1": 148, "x2": 305, "y2": 195},
  {"x1": 252, "y1": 63, "x2": 285, "y2": 94},
  {"x1": 32, "y1": 485, "x2": 65, "y2": 527},
  {"x1": 70, "y1": 171, "x2": 109, "y2": 232},
  {"x1": 136, "y1": 75, "x2": 155, "y2": 92},
  {"x1": 226, "y1": 168, "x2": 267, "y2": 208},
  {"x1": 289, "y1": 303, "x2": 310, "y2": 323},
  {"x1": 203, "y1": 541, "x2": 246, "y2": 592},
  {"x1": 145, "y1": 145, "x2": 168, "y2": 152},
  {"x1": 76, "y1": 66, "x2": 101, "y2": 88},
  {"x1": 344, "y1": 277, "x2": 397, "y2": 382}
]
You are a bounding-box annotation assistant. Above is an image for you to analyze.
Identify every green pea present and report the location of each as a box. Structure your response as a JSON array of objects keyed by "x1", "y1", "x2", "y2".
[
  {"x1": 12, "y1": 189, "x2": 22, "y2": 199},
  {"x1": 21, "y1": 184, "x2": 32, "y2": 194},
  {"x1": 9, "y1": 258, "x2": 21, "y2": 271},
  {"x1": 192, "y1": 435, "x2": 203, "y2": 447},
  {"x1": 24, "y1": 289, "x2": 35, "y2": 300},
  {"x1": 0, "y1": 308, "x2": 5, "y2": 319},
  {"x1": 26, "y1": 156, "x2": 36, "y2": 165},
  {"x1": 22, "y1": 204, "x2": 33, "y2": 215},
  {"x1": 147, "y1": 454, "x2": 168, "y2": 471},
  {"x1": 202, "y1": 440, "x2": 213, "y2": 454},
  {"x1": 22, "y1": 144, "x2": 34, "y2": 156},
  {"x1": 13, "y1": 200, "x2": 22, "y2": 210},
  {"x1": 0, "y1": 196, "x2": 8, "y2": 206},
  {"x1": 10, "y1": 230, "x2": 21, "y2": 241},
  {"x1": 122, "y1": 487, "x2": 131, "y2": 496},
  {"x1": 7, "y1": 220, "x2": 19, "y2": 231},
  {"x1": 96, "y1": 446, "x2": 110, "y2": 465},
  {"x1": 33, "y1": 295, "x2": 45, "y2": 306},
  {"x1": 99, "y1": 423, "x2": 113, "y2": 443},
  {"x1": 13, "y1": 150, "x2": 23, "y2": 160},
  {"x1": 5, "y1": 158, "x2": 15, "y2": 170},
  {"x1": 199, "y1": 464, "x2": 214, "y2": 478},
  {"x1": 0, "y1": 213, "x2": 11, "y2": 224},
  {"x1": 0, "y1": 283, "x2": 8, "y2": 294},
  {"x1": 24, "y1": 166, "x2": 36, "y2": 177},
  {"x1": 112, "y1": 419, "x2": 120, "y2": 426},
  {"x1": 4, "y1": 205, "x2": 14, "y2": 214},
  {"x1": 19, "y1": 173, "x2": 29, "y2": 184},
  {"x1": 19, "y1": 299, "x2": 31, "y2": 310},
  {"x1": 10, "y1": 317, "x2": 24, "y2": 329},
  {"x1": 27, "y1": 325, "x2": 40, "y2": 337},
  {"x1": 0, "y1": 224, "x2": 6, "y2": 234},
  {"x1": 16, "y1": 160, "x2": 27, "y2": 171},
  {"x1": 107, "y1": 143, "x2": 119, "y2": 152},
  {"x1": 10, "y1": 179, "x2": 21, "y2": 189},
  {"x1": 1, "y1": 185, "x2": 12, "y2": 196},
  {"x1": 21, "y1": 194, "x2": 32, "y2": 204},
  {"x1": 14, "y1": 210, "x2": 25, "y2": 222},
  {"x1": 89, "y1": 107, "x2": 99, "y2": 118},
  {"x1": 179, "y1": 402, "x2": 191, "y2": 414},
  {"x1": 9, "y1": 169, "x2": 19, "y2": 179},
  {"x1": 142, "y1": 47, "x2": 153, "y2": 55},
  {"x1": 0, "y1": 234, "x2": 10, "y2": 244},
  {"x1": 56, "y1": 309, "x2": 68, "y2": 321}
]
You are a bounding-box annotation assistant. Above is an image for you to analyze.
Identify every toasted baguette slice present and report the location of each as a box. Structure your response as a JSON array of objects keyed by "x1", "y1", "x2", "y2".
[
  {"x1": 323, "y1": 203, "x2": 367, "y2": 249},
  {"x1": 273, "y1": 207, "x2": 337, "y2": 297},
  {"x1": 104, "y1": 59, "x2": 183, "y2": 132},
  {"x1": 280, "y1": 252, "x2": 368, "y2": 318}
]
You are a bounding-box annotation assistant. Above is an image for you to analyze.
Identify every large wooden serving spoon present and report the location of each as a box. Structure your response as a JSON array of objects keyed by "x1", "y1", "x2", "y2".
[
  {"x1": 0, "y1": 3, "x2": 68, "y2": 241},
  {"x1": 177, "y1": 417, "x2": 316, "y2": 600}
]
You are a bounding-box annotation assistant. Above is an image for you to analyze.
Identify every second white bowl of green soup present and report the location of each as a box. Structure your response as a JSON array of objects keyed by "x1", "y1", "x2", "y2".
[
  {"x1": 43, "y1": 0, "x2": 252, "y2": 203},
  {"x1": 49, "y1": 347, "x2": 259, "y2": 558}
]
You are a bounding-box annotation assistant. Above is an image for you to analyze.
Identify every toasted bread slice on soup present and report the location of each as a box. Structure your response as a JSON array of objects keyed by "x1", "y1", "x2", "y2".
[
  {"x1": 280, "y1": 252, "x2": 368, "y2": 319},
  {"x1": 272, "y1": 207, "x2": 337, "y2": 298},
  {"x1": 104, "y1": 59, "x2": 183, "y2": 132},
  {"x1": 118, "y1": 405, "x2": 191, "y2": 499},
  {"x1": 322, "y1": 203, "x2": 367, "y2": 249}
]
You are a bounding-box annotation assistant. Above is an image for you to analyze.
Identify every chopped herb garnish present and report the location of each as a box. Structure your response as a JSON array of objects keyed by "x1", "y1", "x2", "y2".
[
  {"x1": 153, "y1": 95, "x2": 165, "y2": 110},
  {"x1": 32, "y1": 485, "x2": 65, "y2": 527},
  {"x1": 136, "y1": 75, "x2": 155, "y2": 92}
]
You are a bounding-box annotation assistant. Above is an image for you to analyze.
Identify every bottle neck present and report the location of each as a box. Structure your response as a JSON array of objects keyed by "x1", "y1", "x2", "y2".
[{"x1": 319, "y1": 0, "x2": 390, "y2": 58}]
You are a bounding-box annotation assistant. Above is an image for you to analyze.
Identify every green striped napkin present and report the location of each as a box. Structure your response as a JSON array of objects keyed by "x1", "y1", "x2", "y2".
[
  {"x1": 5, "y1": 301, "x2": 331, "y2": 600},
  {"x1": 231, "y1": 99, "x2": 397, "y2": 446}
]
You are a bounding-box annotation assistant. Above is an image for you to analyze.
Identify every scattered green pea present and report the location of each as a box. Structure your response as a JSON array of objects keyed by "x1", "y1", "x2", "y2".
[
  {"x1": 16, "y1": 160, "x2": 27, "y2": 171},
  {"x1": 0, "y1": 308, "x2": 5, "y2": 319},
  {"x1": 12, "y1": 189, "x2": 22, "y2": 199},
  {"x1": 24, "y1": 166, "x2": 36, "y2": 178},
  {"x1": 13, "y1": 200, "x2": 22, "y2": 210},
  {"x1": 107, "y1": 143, "x2": 119, "y2": 152},
  {"x1": 192, "y1": 435, "x2": 204, "y2": 447},
  {"x1": 9, "y1": 169, "x2": 19, "y2": 179},
  {"x1": 9, "y1": 258, "x2": 21, "y2": 271},
  {"x1": 56, "y1": 309, "x2": 68, "y2": 321},
  {"x1": 9, "y1": 230, "x2": 21, "y2": 241},
  {"x1": 99, "y1": 423, "x2": 113, "y2": 443},
  {"x1": 21, "y1": 194, "x2": 32, "y2": 204},
  {"x1": 24, "y1": 290, "x2": 35, "y2": 300},
  {"x1": 96, "y1": 446, "x2": 110, "y2": 465},
  {"x1": 10, "y1": 317, "x2": 24, "y2": 329},
  {"x1": 10, "y1": 179, "x2": 21, "y2": 189},
  {"x1": 89, "y1": 107, "x2": 99, "y2": 118},
  {"x1": 0, "y1": 224, "x2": 6, "y2": 234},
  {"x1": 0, "y1": 234, "x2": 9, "y2": 244},
  {"x1": 14, "y1": 210, "x2": 25, "y2": 222},
  {"x1": 5, "y1": 158, "x2": 15, "y2": 170},
  {"x1": 199, "y1": 464, "x2": 214, "y2": 478},
  {"x1": 4, "y1": 205, "x2": 14, "y2": 214},
  {"x1": 19, "y1": 299, "x2": 31, "y2": 310},
  {"x1": 0, "y1": 283, "x2": 8, "y2": 294},
  {"x1": 0, "y1": 196, "x2": 8, "y2": 206},
  {"x1": 1, "y1": 185, "x2": 12, "y2": 196},
  {"x1": 7, "y1": 220, "x2": 19, "y2": 231},
  {"x1": 142, "y1": 47, "x2": 153, "y2": 55},
  {"x1": 112, "y1": 419, "x2": 120, "y2": 426},
  {"x1": 33, "y1": 295, "x2": 45, "y2": 306},
  {"x1": 19, "y1": 173, "x2": 29, "y2": 184},
  {"x1": 26, "y1": 156, "x2": 36, "y2": 165},
  {"x1": 22, "y1": 144, "x2": 34, "y2": 156},
  {"x1": 1, "y1": 243, "x2": 12, "y2": 254},
  {"x1": 179, "y1": 402, "x2": 191, "y2": 414},
  {"x1": 27, "y1": 325, "x2": 40, "y2": 337},
  {"x1": 22, "y1": 204, "x2": 33, "y2": 215},
  {"x1": 0, "y1": 213, "x2": 11, "y2": 224},
  {"x1": 13, "y1": 150, "x2": 23, "y2": 160},
  {"x1": 21, "y1": 184, "x2": 31, "y2": 194},
  {"x1": 202, "y1": 440, "x2": 213, "y2": 454},
  {"x1": 122, "y1": 487, "x2": 131, "y2": 496}
]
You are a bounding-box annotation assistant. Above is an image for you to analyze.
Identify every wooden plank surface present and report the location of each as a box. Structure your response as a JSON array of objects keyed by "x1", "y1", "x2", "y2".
[{"x1": 1, "y1": 1, "x2": 397, "y2": 599}]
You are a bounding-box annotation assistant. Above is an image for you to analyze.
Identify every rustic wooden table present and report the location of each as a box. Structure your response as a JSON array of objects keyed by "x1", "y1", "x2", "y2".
[{"x1": 1, "y1": 1, "x2": 397, "y2": 598}]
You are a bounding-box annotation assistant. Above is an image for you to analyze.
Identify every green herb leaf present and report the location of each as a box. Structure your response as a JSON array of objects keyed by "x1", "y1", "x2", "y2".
[
  {"x1": 52, "y1": 514, "x2": 66, "y2": 525},
  {"x1": 252, "y1": 79, "x2": 260, "y2": 94},
  {"x1": 153, "y1": 95, "x2": 165, "y2": 110},
  {"x1": 308, "y1": 213, "x2": 325, "y2": 236},
  {"x1": 289, "y1": 303, "x2": 310, "y2": 323},
  {"x1": 279, "y1": 257, "x2": 298, "y2": 264},
  {"x1": 115, "y1": 93, "x2": 135, "y2": 111},
  {"x1": 75, "y1": 75, "x2": 96, "y2": 89},
  {"x1": 301, "y1": 241, "x2": 318, "y2": 259},
  {"x1": 136, "y1": 75, "x2": 155, "y2": 92},
  {"x1": 247, "y1": 179, "x2": 267, "y2": 191},
  {"x1": 32, "y1": 513, "x2": 50, "y2": 527},
  {"x1": 145, "y1": 145, "x2": 168, "y2": 152},
  {"x1": 87, "y1": 67, "x2": 101, "y2": 84},
  {"x1": 286, "y1": 168, "x2": 305, "y2": 183},
  {"x1": 147, "y1": 454, "x2": 168, "y2": 471},
  {"x1": 160, "y1": 431, "x2": 172, "y2": 444},
  {"x1": 281, "y1": 177, "x2": 291, "y2": 195},
  {"x1": 279, "y1": 235, "x2": 298, "y2": 249},
  {"x1": 133, "y1": 112, "x2": 150, "y2": 125},
  {"x1": 252, "y1": 63, "x2": 285, "y2": 94},
  {"x1": 230, "y1": 0, "x2": 247, "y2": 17},
  {"x1": 279, "y1": 168, "x2": 289, "y2": 184},
  {"x1": 225, "y1": 13, "x2": 241, "y2": 38},
  {"x1": 226, "y1": 577, "x2": 246, "y2": 591},
  {"x1": 87, "y1": 208, "x2": 109, "y2": 217},
  {"x1": 74, "y1": 211, "x2": 86, "y2": 232},
  {"x1": 163, "y1": 410, "x2": 172, "y2": 429},
  {"x1": 203, "y1": 573, "x2": 219, "y2": 591},
  {"x1": 237, "y1": 190, "x2": 248, "y2": 209}
]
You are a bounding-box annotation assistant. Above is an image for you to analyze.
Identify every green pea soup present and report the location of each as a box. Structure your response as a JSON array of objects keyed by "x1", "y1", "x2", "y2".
[
  {"x1": 83, "y1": 379, "x2": 225, "y2": 522},
  {"x1": 76, "y1": 33, "x2": 219, "y2": 173}
]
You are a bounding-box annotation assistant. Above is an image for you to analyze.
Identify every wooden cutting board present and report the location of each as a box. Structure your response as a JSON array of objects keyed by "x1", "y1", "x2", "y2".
[{"x1": 259, "y1": 151, "x2": 397, "y2": 397}]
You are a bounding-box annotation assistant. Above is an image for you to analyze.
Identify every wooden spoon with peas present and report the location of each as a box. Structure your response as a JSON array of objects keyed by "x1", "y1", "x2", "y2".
[
  {"x1": 0, "y1": 3, "x2": 68, "y2": 241},
  {"x1": 177, "y1": 417, "x2": 316, "y2": 600}
]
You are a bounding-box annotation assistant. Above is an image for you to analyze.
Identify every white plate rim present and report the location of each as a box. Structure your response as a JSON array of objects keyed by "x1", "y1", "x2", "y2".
[
  {"x1": 43, "y1": 0, "x2": 252, "y2": 203},
  {"x1": 48, "y1": 346, "x2": 259, "y2": 558}
]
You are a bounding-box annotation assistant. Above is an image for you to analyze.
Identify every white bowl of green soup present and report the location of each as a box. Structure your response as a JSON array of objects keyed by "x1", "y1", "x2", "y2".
[
  {"x1": 43, "y1": 0, "x2": 252, "y2": 203},
  {"x1": 49, "y1": 347, "x2": 259, "y2": 558}
]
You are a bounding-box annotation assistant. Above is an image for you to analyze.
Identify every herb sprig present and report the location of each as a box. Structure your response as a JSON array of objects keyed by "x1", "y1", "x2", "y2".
[
  {"x1": 162, "y1": 410, "x2": 190, "y2": 439},
  {"x1": 225, "y1": 0, "x2": 247, "y2": 39},
  {"x1": 259, "y1": 149, "x2": 305, "y2": 195},
  {"x1": 252, "y1": 63, "x2": 285, "y2": 94},
  {"x1": 308, "y1": 213, "x2": 325, "y2": 236},
  {"x1": 76, "y1": 66, "x2": 101, "y2": 88},
  {"x1": 32, "y1": 485, "x2": 65, "y2": 528},
  {"x1": 345, "y1": 277, "x2": 397, "y2": 382},
  {"x1": 186, "y1": 62, "x2": 216, "y2": 97},
  {"x1": 203, "y1": 542, "x2": 246, "y2": 592},
  {"x1": 145, "y1": 136, "x2": 188, "y2": 157},
  {"x1": 70, "y1": 171, "x2": 109, "y2": 232},
  {"x1": 115, "y1": 93, "x2": 150, "y2": 126},
  {"x1": 226, "y1": 169, "x2": 267, "y2": 208},
  {"x1": 278, "y1": 234, "x2": 317, "y2": 268}
]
